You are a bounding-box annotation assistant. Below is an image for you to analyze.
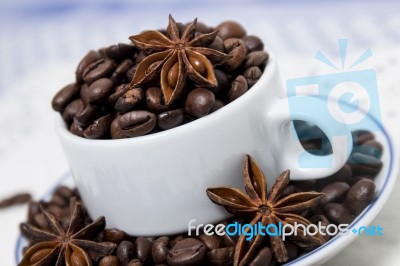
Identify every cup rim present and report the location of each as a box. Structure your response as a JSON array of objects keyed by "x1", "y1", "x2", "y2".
[{"x1": 56, "y1": 53, "x2": 278, "y2": 145}]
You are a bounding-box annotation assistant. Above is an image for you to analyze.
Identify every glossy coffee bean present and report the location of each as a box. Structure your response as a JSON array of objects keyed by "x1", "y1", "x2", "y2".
[
  {"x1": 117, "y1": 241, "x2": 135, "y2": 265},
  {"x1": 199, "y1": 234, "x2": 221, "y2": 250},
  {"x1": 136, "y1": 237, "x2": 152, "y2": 264},
  {"x1": 83, "y1": 59, "x2": 116, "y2": 84},
  {"x1": 52, "y1": 83, "x2": 80, "y2": 112},
  {"x1": 76, "y1": 50, "x2": 102, "y2": 83},
  {"x1": 344, "y1": 179, "x2": 376, "y2": 216},
  {"x1": 208, "y1": 35, "x2": 224, "y2": 52},
  {"x1": 241, "y1": 35, "x2": 264, "y2": 53},
  {"x1": 146, "y1": 87, "x2": 168, "y2": 114},
  {"x1": 210, "y1": 100, "x2": 225, "y2": 113},
  {"x1": 353, "y1": 141, "x2": 383, "y2": 159},
  {"x1": 167, "y1": 238, "x2": 206, "y2": 266},
  {"x1": 62, "y1": 99, "x2": 84, "y2": 124},
  {"x1": 152, "y1": 236, "x2": 170, "y2": 264},
  {"x1": 243, "y1": 51, "x2": 269, "y2": 69},
  {"x1": 107, "y1": 84, "x2": 130, "y2": 108},
  {"x1": 348, "y1": 152, "x2": 383, "y2": 177},
  {"x1": 227, "y1": 75, "x2": 248, "y2": 102},
  {"x1": 309, "y1": 215, "x2": 331, "y2": 240},
  {"x1": 104, "y1": 228, "x2": 127, "y2": 244},
  {"x1": 243, "y1": 66, "x2": 262, "y2": 87},
  {"x1": 352, "y1": 130, "x2": 374, "y2": 145},
  {"x1": 216, "y1": 21, "x2": 246, "y2": 40},
  {"x1": 323, "y1": 203, "x2": 354, "y2": 224},
  {"x1": 170, "y1": 235, "x2": 185, "y2": 248},
  {"x1": 185, "y1": 88, "x2": 215, "y2": 118},
  {"x1": 157, "y1": 109, "x2": 185, "y2": 130},
  {"x1": 99, "y1": 255, "x2": 120, "y2": 266},
  {"x1": 320, "y1": 182, "x2": 350, "y2": 205},
  {"x1": 105, "y1": 43, "x2": 137, "y2": 61},
  {"x1": 213, "y1": 69, "x2": 230, "y2": 94},
  {"x1": 85, "y1": 78, "x2": 114, "y2": 103},
  {"x1": 111, "y1": 111, "x2": 157, "y2": 139},
  {"x1": 248, "y1": 247, "x2": 272, "y2": 266},
  {"x1": 194, "y1": 21, "x2": 213, "y2": 34},
  {"x1": 223, "y1": 38, "x2": 247, "y2": 72},
  {"x1": 115, "y1": 88, "x2": 144, "y2": 113},
  {"x1": 69, "y1": 122, "x2": 85, "y2": 137},
  {"x1": 111, "y1": 59, "x2": 134, "y2": 84},
  {"x1": 74, "y1": 104, "x2": 102, "y2": 127},
  {"x1": 127, "y1": 259, "x2": 143, "y2": 266},
  {"x1": 83, "y1": 114, "x2": 113, "y2": 139},
  {"x1": 206, "y1": 247, "x2": 234, "y2": 265}
]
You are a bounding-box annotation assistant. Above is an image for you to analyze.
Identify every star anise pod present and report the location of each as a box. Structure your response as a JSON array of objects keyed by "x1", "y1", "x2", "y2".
[
  {"x1": 19, "y1": 202, "x2": 116, "y2": 266},
  {"x1": 129, "y1": 15, "x2": 231, "y2": 105},
  {"x1": 207, "y1": 155, "x2": 325, "y2": 265}
]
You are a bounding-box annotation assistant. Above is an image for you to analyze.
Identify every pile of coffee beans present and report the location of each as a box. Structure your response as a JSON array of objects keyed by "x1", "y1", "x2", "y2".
[
  {"x1": 19, "y1": 130, "x2": 384, "y2": 265},
  {"x1": 52, "y1": 19, "x2": 268, "y2": 139}
]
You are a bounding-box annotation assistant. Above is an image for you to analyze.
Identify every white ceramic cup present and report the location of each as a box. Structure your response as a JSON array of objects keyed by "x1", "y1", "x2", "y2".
[{"x1": 56, "y1": 54, "x2": 352, "y2": 235}]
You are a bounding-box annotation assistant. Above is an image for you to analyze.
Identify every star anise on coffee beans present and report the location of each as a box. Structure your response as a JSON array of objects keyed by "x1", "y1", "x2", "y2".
[
  {"x1": 129, "y1": 15, "x2": 231, "y2": 105},
  {"x1": 19, "y1": 202, "x2": 116, "y2": 266},
  {"x1": 207, "y1": 155, "x2": 326, "y2": 265}
]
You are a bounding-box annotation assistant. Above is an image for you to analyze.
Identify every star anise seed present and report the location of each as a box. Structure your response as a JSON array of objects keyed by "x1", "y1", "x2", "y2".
[
  {"x1": 207, "y1": 155, "x2": 325, "y2": 265},
  {"x1": 129, "y1": 15, "x2": 231, "y2": 105},
  {"x1": 19, "y1": 202, "x2": 116, "y2": 266}
]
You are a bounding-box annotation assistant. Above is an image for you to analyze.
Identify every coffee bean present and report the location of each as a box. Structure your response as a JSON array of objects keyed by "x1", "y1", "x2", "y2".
[
  {"x1": 136, "y1": 237, "x2": 152, "y2": 264},
  {"x1": 241, "y1": 35, "x2": 264, "y2": 53},
  {"x1": 0, "y1": 193, "x2": 31, "y2": 209},
  {"x1": 70, "y1": 122, "x2": 85, "y2": 137},
  {"x1": 323, "y1": 203, "x2": 354, "y2": 224},
  {"x1": 107, "y1": 84, "x2": 131, "y2": 108},
  {"x1": 248, "y1": 247, "x2": 272, "y2": 266},
  {"x1": 243, "y1": 51, "x2": 269, "y2": 69},
  {"x1": 344, "y1": 179, "x2": 376, "y2": 216},
  {"x1": 85, "y1": 78, "x2": 114, "y2": 103},
  {"x1": 117, "y1": 241, "x2": 135, "y2": 265},
  {"x1": 222, "y1": 38, "x2": 247, "y2": 72},
  {"x1": 354, "y1": 141, "x2": 383, "y2": 159},
  {"x1": 320, "y1": 182, "x2": 350, "y2": 205},
  {"x1": 285, "y1": 243, "x2": 298, "y2": 261},
  {"x1": 221, "y1": 232, "x2": 236, "y2": 247},
  {"x1": 216, "y1": 21, "x2": 246, "y2": 40},
  {"x1": 111, "y1": 59, "x2": 134, "y2": 84},
  {"x1": 118, "y1": 110, "x2": 156, "y2": 137},
  {"x1": 198, "y1": 234, "x2": 221, "y2": 250},
  {"x1": 127, "y1": 259, "x2": 143, "y2": 266},
  {"x1": 213, "y1": 69, "x2": 230, "y2": 95},
  {"x1": 167, "y1": 238, "x2": 206, "y2": 266},
  {"x1": 243, "y1": 66, "x2": 262, "y2": 88},
  {"x1": 352, "y1": 130, "x2": 374, "y2": 145},
  {"x1": 206, "y1": 247, "x2": 234, "y2": 266},
  {"x1": 99, "y1": 255, "x2": 120, "y2": 266},
  {"x1": 309, "y1": 215, "x2": 331, "y2": 240},
  {"x1": 52, "y1": 83, "x2": 80, "y2": 112},
  {"x1": 127, "y1": 64, "x2": 139, "y2": 81},
  {"x1": 115, "y1": 88, "x2": 144, "y2": 113},
  {"x1": 105, "y1": 43, "x2": 137, "y2": 61},
  {"x1": 170, "y1": 235, "x2": 185, "y2": 248},
  {"x1": 317, "y1": 164, "x2": 353, "y2": 188},
  {"x1": 104, "y1": 228, "x2": 127, "y2": 245},
  {"x1": 363, "y1": 140, "x2": 383, "y2": 153},
  {"x1": 348, "y1": 152, "x2": 383, "y2": 177},
  {"x1": 74, "y1": 104, "x2": 102, "y2": 127},
  {"x1": 146, "y1": 87, "x2": 168, "y2": 114},
  {"x1": 208, "y1": 36, "x2": 224, "y2": 53},
  {"x1": 210, "y1": 100, "x2": 225, "y2": 113},
  {"x1": 185, "y1": 88, "x2": 215, "y2": 118},
  {"x1": 62, "y1": 99, "x2": 84, "y2": 124},
  {"x1": 157, "y1": 109, "x2": 185, "y2": 130},
  {"x1": 76, "y1": 50, "x2": 102, "y2": 83},
  {"x1": 227, "y1": 75, "x2": 248, "y2": 102},
  {"x1": 152, "y1": 236, "x2": 170, "y2": 264},
  {"x1": 195, "y1": 21, "x2": 213, "y2": 34},
  {"x1": 83, "y1": 114, "x2": 113, "y2": 139},
  {"x1": 83, "y1": 59, "x2": 116, "y2": 84}
]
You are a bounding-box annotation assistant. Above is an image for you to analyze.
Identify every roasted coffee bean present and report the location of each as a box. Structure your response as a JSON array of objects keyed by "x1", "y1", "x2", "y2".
[
  {"x1": 136, "y1": 237, "x2": 152, "y2": 264},
  {"x1": 76, "y1": 50, "x2": 102, "y2": 83},
  {"x1": 167, "y1": 238, "x2": 206, "y2": 266},
  {"x1": 195, "y1": 21, "x2": 213, "y2": 34},
  {"x1": 353, "y1": 141, "x2": 383, "y2": 159},
  {"x1": 99, "y1": 255, "x2": 120, "y2": 266},
  {"x1": 320, "y1": 182, "x2": 350, "y2": 205},
  {"x1": 111, "y1": 59, "x2": 134, "y2": 84},
  {"x1": 309, "y1": 215, "x2": 331, "y2": 240},
  {"x1": 210, "y1": 69, "x2": 229, "y2": 95},
  {"x1": 120, "y1": 110, "x2": 156, "y2": 136},
  {"x1": 74, "y1": 104, "x2": 102, "y2": 127},
  {"x1": 206, "y1": 247, "x2": 234, "y2": 266},
  {"x1": 185, "y1": 88, "x2": 215, "y2": 118},
  {"x1": 210, "y1": 100, "x2": 225, "y2": 113},
  {"x1": 170, "y1": 235, "x2": 185, "y2": 248},
  {"x1": 198, "y1": 234, "x2": 221, "y2": 250},
  {"x1": 83, "y1": 114, "x2": 113, "y2": 139},
  {"x1": 152, "y1": 236, "x2": 170, "y2": 264},
  {"x1": 222, "y1": 38, "x2": 247, "y2": 72},
  {"x1": 83, "y1": 59, "x2": 116, "y2": 84},
  {"x1": 363, "y1": 139, "x2": 383, "y2": 153},
  {"x1": 127, "y1": 64, "x2": 139, "y2": 81},
  {"x1": 227, "y1": 75, "x2": 248, "y2": 102},
  {"x1": 105, "y1": 43, "x2": 137, "y2": 61},
  {"x1": 146, "y1": 87, "x2": 168, "y2": 114},
  {"x1": 221, "y1": 232, "x2": 236, "y2": 247},
  {"x1": 0, "y1": 193, "x2": 31, "y2": 209},
  {"x1": 84, "y1": 78, "x2": 114, "y2": 103},
  {"x1": 52, "y1": 83, "x2": 80, "y2": 112},
  {"x1": 104, "y1": 228, "x2": 127, "y2": 244},
  {"x1": 344, "y1": 179, "x2": 376, "y2": 216},
  {"x1": 248, "y1": 247, "x2": 272, "y2": 266},
  {"x1": 70, "y1": 122, "x2": 85, "y2": 137},
  {"x1": 243, "y1": 51, "x2": 269, "y2": 69},
  {"x1": 241, "y1": 35, "x2": 264, "y2": 53},
  {"x1": 208, "y1": 36, "x2": 224, "y2": 52},
  {"x1": 352, "y1": 130, "x2": 375, "y2": 145},
  {"x1": 115, "y1": 88, "x2": 145, "y2": 113},
  {"x1": 117, "y1": 241, "x2": 135, "y2": 265},
  {"x1": 323, "y1": 203, "x2": 354, "y2": 225},
  {"x1": 157, "y1": 109, "x2": 185, "y2": 130},
  {"x1": 107, "y1": 84, "x2": 131, "y2": 108},
  {"x1": 127, "y1": 259, "x2": 143, "y2": 266},
  {"x1": 216, "y1": 21, "x2": 246, "y2": 40},
  {"x1": 244, "y1": 66, "x2": 262, "y2": 87},
  {"x1": 317, "y1": 164, "x2": 353, "y2": 188},
  {"x1": 62, "y1": 99, "x2": 84, "y2": 123},
  {"x1": 348, "y1": 152, "x2": 383, "y2": 177}
]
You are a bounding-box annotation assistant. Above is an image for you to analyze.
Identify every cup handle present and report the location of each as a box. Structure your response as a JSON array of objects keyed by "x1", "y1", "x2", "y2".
[{"x1": 267, "y1": 97, "x2": 353, "y2": 180}]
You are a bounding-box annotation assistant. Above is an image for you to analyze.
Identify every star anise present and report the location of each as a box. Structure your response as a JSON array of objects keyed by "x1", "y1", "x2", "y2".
[
  {"x1": 19, "y1": 202, "x2": 116, "y2": 266},
  {"x1": 129, "y1": 15, "x2": 231, "y2": 105},
  {"x1": 207, "y1": 155, "x2": 325, "y2": 265}
]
